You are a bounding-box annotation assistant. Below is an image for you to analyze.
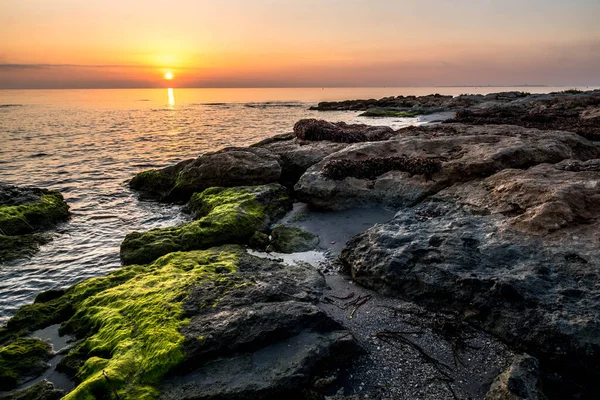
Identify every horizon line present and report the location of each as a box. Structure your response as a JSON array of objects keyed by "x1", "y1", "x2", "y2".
[{"x1": 1, "y1": 84, "x2": 599, "y2": 91}]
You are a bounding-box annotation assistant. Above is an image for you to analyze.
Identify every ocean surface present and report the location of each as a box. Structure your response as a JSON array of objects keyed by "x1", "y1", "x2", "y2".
[{"x1": 0, "y1": 86, "x2": 596, "y2": 324}]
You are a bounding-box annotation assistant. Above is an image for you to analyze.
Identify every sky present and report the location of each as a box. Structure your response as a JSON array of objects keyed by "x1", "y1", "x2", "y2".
[{"x1": 0, "y1": 0, "x2": 599, "y2": 88}]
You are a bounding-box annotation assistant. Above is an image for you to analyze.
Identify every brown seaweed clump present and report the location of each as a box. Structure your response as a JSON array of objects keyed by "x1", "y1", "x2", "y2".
[
  {"x1": 293, "y1": 119, "x2": 394, "y2": 143},
  {"x1": 321, "y1": 156, "x2": 442, "y2": 181}
]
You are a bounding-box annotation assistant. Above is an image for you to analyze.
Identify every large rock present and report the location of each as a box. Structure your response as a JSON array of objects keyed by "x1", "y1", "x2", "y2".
[
  {"x1": 295, "y1": 124, "x2": 600, "y2": 210},
  {"x1": 130, "y1": 147, "x2": 282, "y2": 202},
  {"x1": 293, "y1": 119, "x2": 395, "y2": 143},
  {"x1": 0, "y1": 185, "x2": 69, "y2": 263},
  {"x1": 1, "y1": 247, "x2": 357, "y2": 400},
  {"x1": 121, "y1": 184, "x2": 293, "y2": 265},
  {"x1": 339, "y1": 160, "x2": 600, "y2": 398}
]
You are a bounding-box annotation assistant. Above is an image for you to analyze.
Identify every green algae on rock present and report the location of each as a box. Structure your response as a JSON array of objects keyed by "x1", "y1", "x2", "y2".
[
  {"x1": 2, "y1": 247, "x2": 242, "y2": 399},
  {"x1": 129, "y1": 147, "x2": 281, "y2": 202},
  {"x1": 1, "y1": 246, "x2": 356, "y2": 399},
  {"x1": 120, "y1": 184, "x2": 292, "y2": 265},
  {"x1": 0, "y1": 338, "x2": 53, "y2": 391},
  {"x1": 268, "y1": 225, "x2": 319, "y2": 253},
  {"x1": 0, "y1": 185, "x2": 69, "y2": 264},
  {"x1": 0, "y1": 188, "x2": 69, "y2": 236}
]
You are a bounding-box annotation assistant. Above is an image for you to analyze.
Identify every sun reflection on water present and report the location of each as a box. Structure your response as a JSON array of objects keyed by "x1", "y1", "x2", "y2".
[{"x1": 167, "y1": 88, "x2": 175, "y2": 108}]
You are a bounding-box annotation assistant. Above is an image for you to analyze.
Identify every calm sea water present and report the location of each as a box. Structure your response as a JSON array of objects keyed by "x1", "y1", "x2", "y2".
[{"x1": 0, "y1": 86, "x2": 595, "y2": 324}]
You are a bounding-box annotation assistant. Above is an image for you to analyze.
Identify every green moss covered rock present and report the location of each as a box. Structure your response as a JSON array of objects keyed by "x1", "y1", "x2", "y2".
[
  {"x1": 0, "y1": 338, "x2": 53, "y2": 391},
  {"x1": 130, "y1": 147, "x2": 281, "y2": 202},
  {"x1": 0, "y1": 186, "x2": 69, "y2": 236},
  {"x1": 0, "y1": 185, "x2": 69, "y2": 264},
  {"x1": 1, "y1": 246, "x2": 356, "y2": 399},
  {"x1": 120, "y1": 184, "x2": 292, "y2": 265},
  {"x1": 268, "y1": 225, "x2": 320, "y2": 253},
  {"x1": 0, "y1": 380, "x2": 63, "y2": 400},
  {"x1": 248, "y1": 231, "x2": 270, "y2": 251}
]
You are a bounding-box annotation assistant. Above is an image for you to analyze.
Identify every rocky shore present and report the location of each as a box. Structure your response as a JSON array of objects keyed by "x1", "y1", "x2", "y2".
[{"x1": 1, "y1": 90, "x2": 599, "y2": 399}]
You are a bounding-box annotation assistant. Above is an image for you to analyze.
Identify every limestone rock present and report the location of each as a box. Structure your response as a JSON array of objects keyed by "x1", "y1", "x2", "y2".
[{"x1": 295, "y1": 124, "x2": 600, "y2": 210}]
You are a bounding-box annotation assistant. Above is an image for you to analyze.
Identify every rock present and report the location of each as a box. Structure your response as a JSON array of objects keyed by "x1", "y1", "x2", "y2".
[
  {"x1": 130, "y1": 147, "x2": 282, "y2": 202},
  {"x1": 253, "y1": 134, "x2": 348, "y2": 187},
  {"x1": 437, "y1": 161, "x2": 600, "y2": 236},
  {"x1": 0, "y1": 185, "x2": 69, "y2": 263},
  {"x1": 268, "y1": 225, "x2": 320, "y2": 253},
  {"x1": 339, "y1": 161, "x2": 600, "y2": 398},
  {"x1": 358, "y1": 109, "x2": 421, "y2": 118},
  {"x1": 0, "y1": 380, "x2": 64, "y2": 400},
  {"x1": 295, "y1": 123, "x2": 600, "y2": 210},
  {"x1": 120, "y1": 184, "x2": 293, "y2": 265},
  {"x1": 310, "y1": 94, "x2": 454, "y2": 111},
  {"x1": 486, "y1": 355, "x2": 543, "y2": 400},
  {"x1": 248, "y1": 231, "x2": 270, "y2": 251},
  {"x1": 293, "y1": 119, "x2": 395, "y2": 143},
  {"x1": 487, "y1": 357, "x2": 542, "y2": 400},
  {"x1": 452, "y1": 91, "x2": 600, "y2": 141},
  {"x1": 2, "y1": 247, "x2": 357, "y2": 399},
  {"x1": 0, "y1": 338, "x2": 53, "y2": 391}
]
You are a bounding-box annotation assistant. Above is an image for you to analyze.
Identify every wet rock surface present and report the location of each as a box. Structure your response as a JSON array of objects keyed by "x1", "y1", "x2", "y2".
[
  {"x1": 319, "y1": 274, "x2": 514, "y2": 400},
  {"x1": 0, "y1": 185, "x2": 69, "y2": 264}
]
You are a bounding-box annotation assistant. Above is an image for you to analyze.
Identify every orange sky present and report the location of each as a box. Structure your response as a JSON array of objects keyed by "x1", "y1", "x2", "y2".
[{"x1": 1, "y1": 0, "x2": 599, "y2": 88}]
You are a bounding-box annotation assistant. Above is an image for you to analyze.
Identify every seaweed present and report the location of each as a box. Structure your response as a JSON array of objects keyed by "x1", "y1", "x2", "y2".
[{"x1": 321, "y1": 156, "x2": 442, "y2": 181}]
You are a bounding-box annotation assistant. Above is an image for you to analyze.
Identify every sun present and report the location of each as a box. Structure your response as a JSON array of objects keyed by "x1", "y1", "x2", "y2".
[{"x1": 164, "y1": 71, "x2": 174, "y2": 80}]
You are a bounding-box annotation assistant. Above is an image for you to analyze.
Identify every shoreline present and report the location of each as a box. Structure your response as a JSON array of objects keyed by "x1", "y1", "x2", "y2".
[{"x1": 1, "y1": 89, "x2": 600, "y2": 400}]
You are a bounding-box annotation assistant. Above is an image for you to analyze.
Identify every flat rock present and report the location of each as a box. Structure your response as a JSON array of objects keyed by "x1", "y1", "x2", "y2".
[{"x1": 295, "y1": 124, "x2": 600, "y2": 210}]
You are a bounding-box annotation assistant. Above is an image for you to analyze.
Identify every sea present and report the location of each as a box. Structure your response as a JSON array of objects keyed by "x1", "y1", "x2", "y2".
[{"x1": 0, "y1": 86, "x2": 596, "y2": 324}]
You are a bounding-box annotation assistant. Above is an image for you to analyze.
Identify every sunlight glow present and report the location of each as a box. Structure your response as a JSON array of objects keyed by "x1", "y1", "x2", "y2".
[
  {"x1": 167, "y1": 88, "x2": 175, "y2": 108},
  {"x1": 164, "y1": 72, "x2": 174, "y2": 80}
]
